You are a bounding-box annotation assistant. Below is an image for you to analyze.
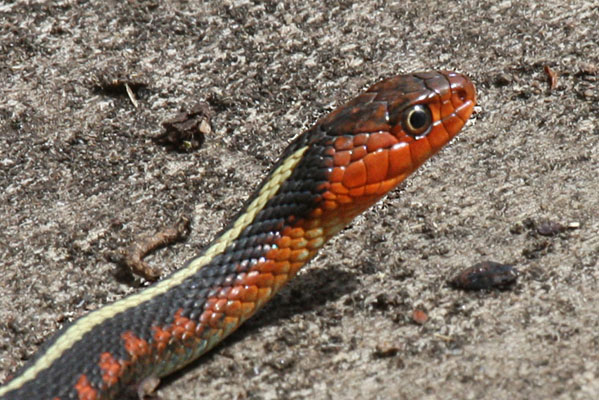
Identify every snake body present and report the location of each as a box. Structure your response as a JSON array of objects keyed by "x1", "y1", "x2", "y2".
[{"x1": 0, "y1": 71, "x2": 476, "y2": 399}]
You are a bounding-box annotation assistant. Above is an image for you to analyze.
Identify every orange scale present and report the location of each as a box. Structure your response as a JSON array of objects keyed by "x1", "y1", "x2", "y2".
[
  {"x1": 257, "y1": 287, "x2": 273, "y2": 302},
  {"x1": 388, "y1": 143, "x2": 412, "y2": 178},
  {"x1": 268, "y1": 247, "x2": 291, "y2": 261},
  {"x1": 440, "y1": 99, "x2": 455, "y2": 118},
  {"x1": 213, "y1": 299, "x2": 228, "y2": 312},
  {"x1": 343, "y1": 160, "x2": 367, "y2": 188},
  {"x1": 290, "y1": 249, "x2": 310, "y2": 262},
  {"x1": 199, "y1": 310, "x2": 212, "y2": 325},
  {"x1": 364, "y1": 182, "x2": 382, "y2": 196},
  {"x1": 255, "y1": 259, "x2": 277, "y2": 273},
  {"x1": 364, "y1": 149, "x2": 389, "y2": 184},
  {"x1": 289, "y1": 237, "x2": 308, "y2": 249},
  {"x1": 330, "y1": 182, "x2": 349, "y2": 195},
  {"x1": 305, "y1": 228, "x2": 324, "y2": 239},
  {"x1": 242, "y1": 271, "x2": 274, "y2": 287},
  {"x1": 366, "y1": 132, "x2": 398, "y2": 152},
  {"x1": 428, "y1": 101, "x2": 442, "y2": 122},
  {"x1": 348, "y1": 186, "x2": 365, "y2": 197},
  {"x1": 309, "y1": 207, "x2": 323, "y2": 218},
  {"x1": 172, "y1": 326, "x2": 186, "y2": 340},
  {"x1": 218, "y1": 286, "x2": 232, "y2": 298},
  {"x1": 223, "y1": 316, "x2": 239, "y2": 328},
  {"x1": 441, "y1": 115, "x2": 465, "y2": 138},
  {"x1": 289, "y1": 261, "x2": 307, "y2": 275},
  {"x1": 283, "y1": 226, "x2": 305, "y2": 239},
  {"x1": 273, "y1": 274, "x2": 289, "y2": 290},
  {"x1": 334, "y1": 136, "x2": 354, "y2": 150},
  {"x1": 204, "y1": 298, "x2": 218, "y2": 310},
  {"x1": 410, "y1": 137, "x2": 433, "y2": 166},
  {"x1": 277, "y1": 236, "x2": 291, "y2": 248},
  {"x1": 426, "y1": 123, "x2": 450, "y2": 151},
  {"x1": 377, "y1": 177, "x2": 401, "y2": 195},
  {"x1": 353, "y1": 133, "x2": 369, "y2": 146},
  {"x1": 330, "y1": 167, "x2": 345, "y2": 183},
  {"x1": 333, "y1": 150, "x2": 351, "y2": 167},
  {"x1": 240, "y1": 302, "x2": 255, "y2": 316},
  {"x1": 324, "y1": 147, "x2": 335, "y2": 157},
  {"x1": 209, "y1": 312, "x2": 224, "y2": 328},
  {"x1": 457, "y1": 102, "x2": 474, "y2": 122},
  {"x1": 322, "y1": 191, "x2": 337, "y2": 200},
  {"x1": 224, "y1": 300, "x2": 242, "y2": 316},
  {"x1": 305, "y1": 218, "x2": 322, "y2": 229},
  {"x1": 350, "y1": 145, "x2": 367, "y2": 161},
  {"x1": 337, "y1": 194, "x2": 353, "y2": 204},
  {"x1": 307, "y1": 237, "x2": 324, "y2": 250}
]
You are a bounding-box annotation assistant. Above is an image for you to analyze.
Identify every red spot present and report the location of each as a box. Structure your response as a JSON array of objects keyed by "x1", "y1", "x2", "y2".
[
  {"x1": 74, "y1": 374, "x2": 98, "y2": 400},
  {"x1": 121, "y1": 331, "x2": 151, "y2": 360},
  {"x1": 98, "y1": 352, "x2": 121, "y2": 387}
]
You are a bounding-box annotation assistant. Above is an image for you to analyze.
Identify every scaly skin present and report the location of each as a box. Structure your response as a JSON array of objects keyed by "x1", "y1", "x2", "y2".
[{"x1": 0, "y1": 71, "x2": 476, "y2": 400}]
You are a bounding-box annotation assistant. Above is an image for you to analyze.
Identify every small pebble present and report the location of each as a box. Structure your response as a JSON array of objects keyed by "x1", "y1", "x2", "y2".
[{"x1": 449, "y1": 261, "x2": 518, "y2": 291}]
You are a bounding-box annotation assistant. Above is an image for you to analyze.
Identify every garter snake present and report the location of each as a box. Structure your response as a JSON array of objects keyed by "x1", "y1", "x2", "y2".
[{"x1": 0, "y1": 71, "x2": 476, "y2": 399}]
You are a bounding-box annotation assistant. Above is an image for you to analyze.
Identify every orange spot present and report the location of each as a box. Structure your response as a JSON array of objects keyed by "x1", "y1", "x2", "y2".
[
  {"x1": 343, "y1": 160, "x2": 367, "y2": 188},
  {"x1": 334, "y1": 136, "x2": 354, "y2": 150},
  {"x1": 74, "y1": 374, "x2": 98, "y2": 400},
  {"x1": 333, "y1": 150, "x2": 351, "y2": 166},
  {"x1": 98, "y1": 352, "x2": 121, "y2": 387},
  {"x1": 350, "y1": 145, "x2": 367, "y2": 161},
  {"x1": 213, "y1": 299, "x2": 228, "y2": 313},
  {"x1": 388, "y1": 143, "x2": 412, "y2": 178},
  {"x1": 364, "y1": 149, "x2": 389, "y2": 184},
  {"x1": 366, "y1": 132, "x2": 398, "y2": 152},
  {"x1": 121, "y1": 331, "x2": 150, "y2": 359}
]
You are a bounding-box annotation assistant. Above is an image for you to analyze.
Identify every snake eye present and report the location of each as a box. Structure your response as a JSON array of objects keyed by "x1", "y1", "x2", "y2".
[{"x1": 402, "y1": 104, "x2": 432, "y2": 138}]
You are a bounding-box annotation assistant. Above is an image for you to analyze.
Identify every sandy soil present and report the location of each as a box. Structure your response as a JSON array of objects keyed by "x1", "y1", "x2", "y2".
[{"x1": 1, "y1": 1, "x2": 598, "y2": 399}]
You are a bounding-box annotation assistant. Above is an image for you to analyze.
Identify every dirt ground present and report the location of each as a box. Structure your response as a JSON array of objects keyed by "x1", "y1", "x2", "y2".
[{"x1": 1, "y1": 1, "x2": 598, "y2": 399}]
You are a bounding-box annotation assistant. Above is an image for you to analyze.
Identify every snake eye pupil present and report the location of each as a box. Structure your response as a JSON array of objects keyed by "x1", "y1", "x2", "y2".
[{"x1": 402, "y1": 104, "x2": 432, "y2": 138}]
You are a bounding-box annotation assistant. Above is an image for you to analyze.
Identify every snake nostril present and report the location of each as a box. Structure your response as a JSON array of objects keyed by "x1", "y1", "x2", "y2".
[{"x1": 456, "y1": 88, "x2": 468, "y2": 102}]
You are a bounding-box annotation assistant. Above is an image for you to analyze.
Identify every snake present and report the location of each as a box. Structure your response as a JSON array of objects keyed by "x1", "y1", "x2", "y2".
[{"x1": 0, "y1": 71, "x2": 476, "y2": 400}]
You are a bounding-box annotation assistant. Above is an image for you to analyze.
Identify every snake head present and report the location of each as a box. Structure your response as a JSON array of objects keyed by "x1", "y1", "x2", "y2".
[{"x1": 304, "y1": 71, "x2": 476, "y2": 230}]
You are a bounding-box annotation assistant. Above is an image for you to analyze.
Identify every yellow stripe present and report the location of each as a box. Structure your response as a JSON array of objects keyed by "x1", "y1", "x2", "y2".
[{"x1": 0, "y1": 145, "x2": 309, "y2": 395}]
